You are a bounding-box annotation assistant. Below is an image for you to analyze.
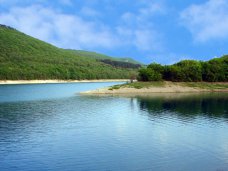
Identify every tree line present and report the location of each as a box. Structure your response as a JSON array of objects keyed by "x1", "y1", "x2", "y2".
[
  {"x1": 99, "y1": 59, "x2": 142, "y2": 69},
  {"x1": 138, "y1": 56, "x2": 228, "y2": 82}
]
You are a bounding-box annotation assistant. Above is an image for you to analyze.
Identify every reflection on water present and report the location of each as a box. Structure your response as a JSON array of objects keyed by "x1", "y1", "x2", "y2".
[
  {"x1": 0, "y1": 83, "x2": 228, "y2": 171},
  {"x1": 137, "y1": 93, "x2": 228, "y2": 120}
]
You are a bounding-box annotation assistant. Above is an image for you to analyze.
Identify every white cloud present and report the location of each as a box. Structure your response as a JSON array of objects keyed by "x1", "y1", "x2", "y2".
[
  {"x1": 121, "y1": 1, "x2": 164, "y2": 25},
  {"x1": 0, "y1": 1, "x2": 165, "y2": 54},
  {"x1": 134, "y1": 30, "x2": 158, "y2": 51},
  {"x1": 80, "y1": 7, "x2": 101, "y2": 17},
  {"x1": 117, "y1": 2, "x2": 164, "y2": 52},
  {"x1": 180, "y1": 0, "x2": 228, "y2": 42},
  {"x1": 0, "y1": 5, "x2": 119, "y2": 49},
  {"x1": 59, "y1": 0, "x2": 72, "y2": 6},
  {"x1": 116, "y1": 26, "x2": 161, "y2": 51},
  {"x1": 139, "y1": 2, "x2": 165, "y2": 18},
  {"x1": 0, "y1": 0, "x2": 46, "y2": 6}
]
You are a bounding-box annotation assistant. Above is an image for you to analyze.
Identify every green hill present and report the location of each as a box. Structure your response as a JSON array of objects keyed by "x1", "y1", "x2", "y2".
[
  {"x1": 65, "y1": 49, "x2": 142, "y2": 64},
  {"x1": 0, "y1": 24, "x2": 141, "y2": 80}
]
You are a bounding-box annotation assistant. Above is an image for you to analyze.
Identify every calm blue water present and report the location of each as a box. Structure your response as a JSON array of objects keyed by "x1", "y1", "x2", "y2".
[{"x1": 0, "y1": 82, "x2": 228, "y2": 171}]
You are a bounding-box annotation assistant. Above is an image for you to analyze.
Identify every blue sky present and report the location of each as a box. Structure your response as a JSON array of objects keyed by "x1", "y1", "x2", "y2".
[{"x1": 0, "y1": 0, "x2": 228, "y2": 64}]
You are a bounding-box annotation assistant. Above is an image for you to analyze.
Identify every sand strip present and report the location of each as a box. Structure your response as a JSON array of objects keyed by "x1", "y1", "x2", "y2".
[
  {"x1": 0, "y1": 79, "x2": 129, "y2": 85},
  {"x1": 81, "y1": 84, "x2": 228, "y2": 94}
]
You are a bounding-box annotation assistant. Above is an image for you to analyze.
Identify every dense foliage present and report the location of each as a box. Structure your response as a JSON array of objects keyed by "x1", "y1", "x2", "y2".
[
  {"x1": 67, "y1": 50, "x2": 142, "y2": 64},
  {"x1": 138, "y1": 56, "x2": 228, "y2": 82},
  {"x1": 1, "y1": 24, "x2": 227, "y2": 82},
  {"x1": 99, "y1": 59, "x2": 141, "y2": 69},
  {"x1": 0, "y1": 25, "x2": 139, "y2": 80}
]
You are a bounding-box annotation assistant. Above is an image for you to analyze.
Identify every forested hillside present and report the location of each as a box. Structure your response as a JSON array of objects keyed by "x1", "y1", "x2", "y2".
[
  {"x1": 0, "y1": 25, "x2": 140, "y2": 80},
  {"x1": 138, "y1": 56, "x2": 228, "y2": 82},
  {"x1": 66, "y1": 49, "x2": 142, "y2": 64},
  {"x1": 1, "y1": 24, "x2": 227, "y2": 82}
]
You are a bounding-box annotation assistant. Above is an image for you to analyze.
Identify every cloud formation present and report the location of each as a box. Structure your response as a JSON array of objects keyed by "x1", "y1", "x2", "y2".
[
  {"x1": 0, "y1": 5, "x2": 119, "y2": 49},
  {"x1": 181, "y1": 0, "x2": 228, "y2": 42},
  {"x1": 0, "y1": 2, "x2": 164, "y2": 52},
  {"x1": 1, "y1": 0, "x2": 226, "y2": 64},
  {"x1": 117, "y1": 1, "x2": 164, "y2": 51}
]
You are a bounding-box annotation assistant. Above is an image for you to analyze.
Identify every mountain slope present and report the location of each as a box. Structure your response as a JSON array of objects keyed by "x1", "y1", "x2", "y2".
[
  {"x1": 0, "y1": 25, "x2": 140, "y2": 80},
  {"x1": 66, "y1": 49, "x2": 143, "y2": 64}
]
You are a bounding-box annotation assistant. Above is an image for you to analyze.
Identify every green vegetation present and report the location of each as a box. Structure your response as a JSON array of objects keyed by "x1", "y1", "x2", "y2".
[
  {"x1": 108, "y1": 85, "x2": 122, "y2": 90},
  {"x1": 0, "y1": 25, "x2": 140, "y2": 80},
  {"x1": 125, "y1": 81, "x2": 165, "y2": 89},
  {"x1": 99, "y1": 59, "x2": 141, "y2": 69},
  {"x1": 138, "y1": 56, "x2": 228, "y2": 82},
  {"x1": 1, "y1": 24, "x2": 227, "y2": 82},
  {"x1": 182, "y1": 82, "x2": 228, "y2": 90},
  {"x1": 66, "y1": 49, "x2": 142, "y2": 64},
  {"x1": 108, "y1": 81, "x2": 228, "y2": 91},
  {"x1": 109, "y1": 81, "x2": 165, "y2": 90}
]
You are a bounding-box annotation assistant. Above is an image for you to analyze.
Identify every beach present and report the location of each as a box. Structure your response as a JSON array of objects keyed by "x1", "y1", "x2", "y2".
[{"x1": 0, "y1": 79, "x2": 129, "y2": 85}]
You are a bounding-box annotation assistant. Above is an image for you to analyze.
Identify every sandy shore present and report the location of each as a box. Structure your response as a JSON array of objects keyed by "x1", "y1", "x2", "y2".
[
  {"x1": 81, "y1": 83, "x2": 228, "y2": 94},
  {"x1": 0, "y1": 79, "x2": 129, "y2": 85}
]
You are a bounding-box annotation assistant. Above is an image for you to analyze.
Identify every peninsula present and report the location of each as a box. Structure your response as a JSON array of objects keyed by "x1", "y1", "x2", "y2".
[
  {"x1": 82, "y1": 54, "x2": 228, "y2": 94},
  {"x1": 81, "y1": 81, "x2": 228, "y2": 94}
]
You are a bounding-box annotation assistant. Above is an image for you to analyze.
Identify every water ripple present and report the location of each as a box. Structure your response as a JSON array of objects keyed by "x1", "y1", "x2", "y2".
[{"x1": 0, "y1": 84, "x2": 228, "y2": 171}]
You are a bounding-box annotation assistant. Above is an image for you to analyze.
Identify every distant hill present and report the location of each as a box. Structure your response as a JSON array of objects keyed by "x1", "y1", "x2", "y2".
[
  {"x1": 0, "y1": 24, "x2": 142, "y2": 80},
  {"x1": 66, "y1": 49, "x2": 143, "y2": 64}
]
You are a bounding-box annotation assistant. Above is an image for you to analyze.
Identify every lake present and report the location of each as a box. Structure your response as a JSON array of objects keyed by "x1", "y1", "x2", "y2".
[{"x1": 0, "y1": 82, "x2": 228, "y2": 171}]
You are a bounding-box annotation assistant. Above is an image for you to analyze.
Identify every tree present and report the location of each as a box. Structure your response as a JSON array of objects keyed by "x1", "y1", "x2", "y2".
[
  {"x1": 175, "y1": 60, "x2": 202, "y2": 81},
  {"x1": 138, "y1": 64, "x2": 163, "y2": 81}
]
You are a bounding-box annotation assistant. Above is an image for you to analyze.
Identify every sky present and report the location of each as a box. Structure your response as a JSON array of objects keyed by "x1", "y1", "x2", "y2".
[{"x1": 0, "y1": 0, "x2": 228, "y2": 64}]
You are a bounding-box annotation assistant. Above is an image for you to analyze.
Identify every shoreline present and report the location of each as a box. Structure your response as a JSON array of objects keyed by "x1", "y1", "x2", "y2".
[
  {"x1": 81, "y1": 82, "x2": 228, "y2": 94},
  {"x1": 0, "y1": 79, "x2": 129, "y2": 85}
]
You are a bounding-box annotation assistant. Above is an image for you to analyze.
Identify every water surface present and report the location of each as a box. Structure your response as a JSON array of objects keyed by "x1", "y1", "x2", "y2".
[{"x1": 0, "y1": 83, "x2": 228, "y2": 171}]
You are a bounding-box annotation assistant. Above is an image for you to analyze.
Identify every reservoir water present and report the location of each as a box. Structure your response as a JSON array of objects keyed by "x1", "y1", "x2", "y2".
[{"x1": 0, "y1": 82, "x2": 228, "y2": 171}]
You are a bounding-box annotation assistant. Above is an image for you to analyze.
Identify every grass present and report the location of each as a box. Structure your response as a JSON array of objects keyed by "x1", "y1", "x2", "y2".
[
  {"x1": 182, "y1": 82, "x2": 228, "y2": 90},
  {"x1": 109, "y1": 81, "x2": 165, "y2": 90},
  {"x1": 108, "y1": 85, "x2": 123, "y2": 90},
  {"x1": 108, "y1": 81, "x2": 228, "y2": 91}
]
